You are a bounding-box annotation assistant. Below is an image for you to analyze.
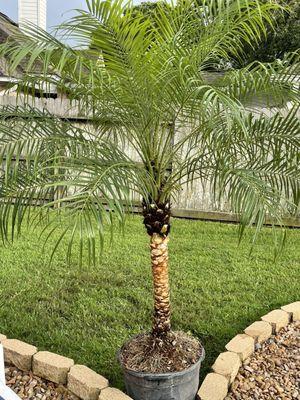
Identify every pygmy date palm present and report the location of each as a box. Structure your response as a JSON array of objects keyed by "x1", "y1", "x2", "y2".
[{"x1": 0, "y1": 0, "x2": 299, "y2": 341}]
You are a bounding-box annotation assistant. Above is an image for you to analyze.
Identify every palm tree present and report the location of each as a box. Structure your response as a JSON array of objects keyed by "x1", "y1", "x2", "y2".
[{"x1": 0, "y1": 0, "x2": 299, "y2": 344}]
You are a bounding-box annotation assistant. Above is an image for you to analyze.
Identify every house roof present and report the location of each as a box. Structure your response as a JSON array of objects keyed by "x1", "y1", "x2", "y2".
[
  {"x1": 0, "y1": 12, "x2": 19, "y2": 43},
  {"x1": 0, "y1": 12, "x2": 24, "y2": 78},
  {"x1": 0, "y1": 12, "x2": 18, "y2": 27},
  {"x1": 0, "y1": 13, "x2": 59, "y2": 97}
]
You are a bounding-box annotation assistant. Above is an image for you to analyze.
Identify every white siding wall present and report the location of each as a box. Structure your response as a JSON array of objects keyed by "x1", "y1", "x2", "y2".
[{"x1": 18, "y1": 0, "x2": 47, "y2": 31}]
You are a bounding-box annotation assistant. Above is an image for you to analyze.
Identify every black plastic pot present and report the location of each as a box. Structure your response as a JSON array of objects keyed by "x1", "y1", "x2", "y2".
[{"x1": 119, "y1": 346, "x2": 205, "y2": 400}]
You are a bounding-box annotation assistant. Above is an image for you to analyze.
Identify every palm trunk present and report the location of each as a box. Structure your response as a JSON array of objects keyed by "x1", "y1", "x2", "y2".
[{"x1": 150, "y1": 233, "x2": 171, "y2": 337}]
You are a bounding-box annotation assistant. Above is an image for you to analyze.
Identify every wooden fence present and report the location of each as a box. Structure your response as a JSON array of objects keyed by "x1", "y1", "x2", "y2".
[{"x1": 0, "y1": 94, "x2": 299, "y2": 227}]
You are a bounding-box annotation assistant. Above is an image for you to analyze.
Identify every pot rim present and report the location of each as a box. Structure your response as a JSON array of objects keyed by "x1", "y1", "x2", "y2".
[{"x1": 118, "y1": 335, "x2": 205, "y2": 379}]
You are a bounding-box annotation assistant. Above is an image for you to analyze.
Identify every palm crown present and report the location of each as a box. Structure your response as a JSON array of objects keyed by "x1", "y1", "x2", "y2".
[{"x1": 0, "y1": 0, "x2": 299, "y2": 336}]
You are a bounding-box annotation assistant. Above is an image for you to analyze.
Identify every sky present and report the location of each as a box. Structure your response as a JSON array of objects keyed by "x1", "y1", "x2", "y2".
[
  {"x1": 0, "y1": 1, "x2": 145, "y2": 31},
  {"x1": 0, "y1": 1, "x2": 88, "y2": 30}
]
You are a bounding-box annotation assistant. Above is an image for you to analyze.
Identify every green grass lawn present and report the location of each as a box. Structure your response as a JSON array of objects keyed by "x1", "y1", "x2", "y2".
[{"x1": 0, "y1": 215, "x2": 299, "y2": 389}]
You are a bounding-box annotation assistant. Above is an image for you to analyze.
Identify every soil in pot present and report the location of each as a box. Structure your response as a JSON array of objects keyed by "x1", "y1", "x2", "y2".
[
  {"x1": 119, "y1": 331, "x2": 204, "y2": 400},
  {"x1": 119, "y1": 331, "x2": 203, "y2": 374}
]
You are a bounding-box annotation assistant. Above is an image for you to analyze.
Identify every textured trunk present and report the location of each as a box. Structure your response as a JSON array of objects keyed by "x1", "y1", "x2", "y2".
[
  {"x1": 150, "y1": 233, "x2": 171, "y2": 337},
  {"x1": 142, "y1": 200, "x2": 172, "y2": 337}
]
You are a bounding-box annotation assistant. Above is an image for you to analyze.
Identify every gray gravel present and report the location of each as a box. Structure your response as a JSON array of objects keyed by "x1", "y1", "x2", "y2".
[
  {"x1": 226, "y1": 321, "x2": 300, "y2": 400},
  {"x1": 5, "y1": 366, "x2": 79, "y2": 399}
]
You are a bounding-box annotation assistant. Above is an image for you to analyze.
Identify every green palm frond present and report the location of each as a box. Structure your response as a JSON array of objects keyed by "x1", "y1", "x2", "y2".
[{"x1": 0, "y1": 0, "x2": 299, "y2": 263}]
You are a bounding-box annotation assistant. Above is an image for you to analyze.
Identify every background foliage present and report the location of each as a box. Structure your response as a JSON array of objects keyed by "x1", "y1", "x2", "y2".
[
  {"x1": 239, "y1": 0, "x2": 300, "y2": 66},
  {"x1": 133, "y1": 0, "x2": 300, "y2": 69}
]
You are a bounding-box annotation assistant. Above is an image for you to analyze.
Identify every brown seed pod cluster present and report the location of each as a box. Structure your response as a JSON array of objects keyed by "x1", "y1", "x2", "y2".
[{"x1": 142, "y1": 200, "x2": 171, "y2": 236}]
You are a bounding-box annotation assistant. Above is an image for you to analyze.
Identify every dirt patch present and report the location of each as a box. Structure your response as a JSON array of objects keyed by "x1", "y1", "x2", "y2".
[{"x1": 119, "y1": 330, "x2": 203, "y2": 374}]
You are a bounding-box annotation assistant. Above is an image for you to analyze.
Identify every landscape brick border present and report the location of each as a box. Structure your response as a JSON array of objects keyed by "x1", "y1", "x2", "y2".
[
  {"x1": 1, "y1": 301, "x2": 299, "y2": 400},
  {"x1": 197, "y1": 301, "x2": 300, "y2": 400},
  {"x1": 0, "y1": 335, "x2": 132, "y2": 400}
]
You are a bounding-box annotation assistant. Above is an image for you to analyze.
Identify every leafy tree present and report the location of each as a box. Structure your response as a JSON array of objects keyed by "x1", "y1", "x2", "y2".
[
  {"x1": 238, "y1": 0, "x2": 300, "y2": 66},
  {"x1": 0, "y1": 0, "x2": 299, "y2": 344},
  {"x1": 130, "y1": 1, "x2": 170, "y2": 21},
  {"x1": 133, "y1": 0, "x2": 300, "y2": 68}
]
